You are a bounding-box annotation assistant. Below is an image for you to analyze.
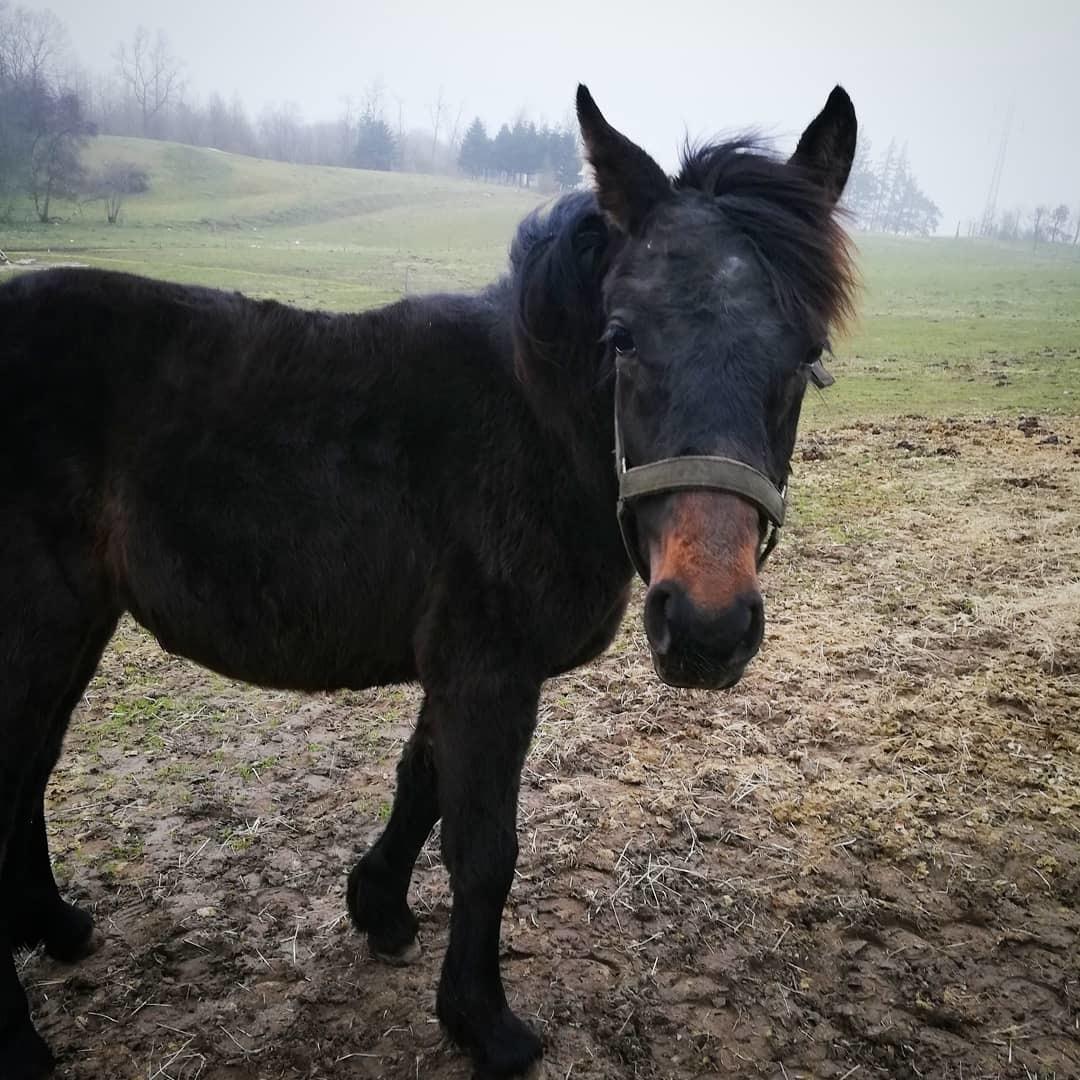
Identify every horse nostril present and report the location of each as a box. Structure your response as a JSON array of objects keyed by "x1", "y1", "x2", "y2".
[
  {"x1": 736, "y1": 594, "x2": 765, "y2": 659},
  {"x1": 644, "y1": 582, "x2": 676, "y2": 656}
]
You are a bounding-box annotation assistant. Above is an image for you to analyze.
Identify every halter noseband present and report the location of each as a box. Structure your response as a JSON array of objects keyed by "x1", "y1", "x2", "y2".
[{"x1": 613, "y1": 370, "x2": 790, "y2": 584}]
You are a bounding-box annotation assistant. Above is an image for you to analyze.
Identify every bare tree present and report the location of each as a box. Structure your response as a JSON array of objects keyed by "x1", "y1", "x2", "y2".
[
  {"x1": 392, "y1": 93, "x2": 406, "y2": 150},
  {"x1": 1049, "y1": 203, "x2": 1070, "y2": 244},
  {"x1": 0, "y1": 5, "x2": 68, "y2": 87},
  {"x1": 361, "y1": 77, "x2": 386, "y2": 122},
  {"x1": 446, "y1": 99, "x2": 465, "y2": 160},
  {"x1": 338, "y1": 94, "x2": 357, "y2": 165},
  {"x1": 427, "y1": 85, "x2": 445, "y2": 172},
  {"x1": 1031, "y1": 204, "x2": 1048, "y2": 250},
  {"x1": 30, "y1": 88, "x2": 90, "y2": 222},
  {"x1": 998, "y1": 207, "x2": 1023, "y2": 242},
  {"x1": 93, "y1": 159, "x2": 149, "y2": 223},
  {"x1": 258, "y1": 101, "x2": 303, "y2": 162},
  {"x1": 116, "y1": 26, "x2": 183, "y2": 137}
]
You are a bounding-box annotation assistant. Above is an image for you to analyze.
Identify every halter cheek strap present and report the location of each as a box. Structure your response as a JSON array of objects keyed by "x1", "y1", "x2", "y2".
[{"x1": 613, "y1": 376, "x2": 787, "y2": 584}]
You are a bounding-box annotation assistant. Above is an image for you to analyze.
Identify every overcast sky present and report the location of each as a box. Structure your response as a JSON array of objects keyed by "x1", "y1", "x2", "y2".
[{"x1": 36, "y1": 0, "x2": 1080, "y2": 230}]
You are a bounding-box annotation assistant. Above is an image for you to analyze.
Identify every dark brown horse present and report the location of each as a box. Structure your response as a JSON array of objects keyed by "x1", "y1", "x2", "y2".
[{"x1": 0, "y1": 86, "x2": 856, "y2": 1078}]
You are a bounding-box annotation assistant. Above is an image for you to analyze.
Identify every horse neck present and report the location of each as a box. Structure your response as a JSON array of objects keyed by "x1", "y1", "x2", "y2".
[{"x1": 517, "y1": 337, "x2": 618, "y2": 507}]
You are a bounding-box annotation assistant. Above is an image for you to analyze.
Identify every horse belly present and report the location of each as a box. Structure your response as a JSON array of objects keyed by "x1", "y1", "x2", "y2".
[{"x1": 112, "y1": 487, "x2": 427, "y2": 692}]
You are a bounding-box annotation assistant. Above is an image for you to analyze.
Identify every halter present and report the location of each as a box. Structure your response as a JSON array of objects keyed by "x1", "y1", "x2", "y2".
[{"x1": 613, "y1": 355, "x2": 834, "y2": 584}]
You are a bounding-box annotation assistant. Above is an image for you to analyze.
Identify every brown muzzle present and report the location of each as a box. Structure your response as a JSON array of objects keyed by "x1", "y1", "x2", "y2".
[{"x1": 641, "y1": 493, "x2": 764, "y2": 689}]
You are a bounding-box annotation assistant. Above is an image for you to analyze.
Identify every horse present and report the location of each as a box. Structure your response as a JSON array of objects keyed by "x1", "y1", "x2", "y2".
[{"x1": 0, "y1": 85, "x2": 856, "y2": 1078}]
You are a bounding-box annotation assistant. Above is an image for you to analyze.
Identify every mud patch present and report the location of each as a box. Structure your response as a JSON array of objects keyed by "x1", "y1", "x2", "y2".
[{"x1": 27, "y1": 416, "x2": 1080, "y2": 1079}]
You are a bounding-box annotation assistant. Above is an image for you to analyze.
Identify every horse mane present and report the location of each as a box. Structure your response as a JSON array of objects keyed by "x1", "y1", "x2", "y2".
[
  {"x1": 508, "y1": 191, "x2": 612, "y2": 388},
  {"x1": 676, "y1": 137, "x2": 857, "y2": 333}
]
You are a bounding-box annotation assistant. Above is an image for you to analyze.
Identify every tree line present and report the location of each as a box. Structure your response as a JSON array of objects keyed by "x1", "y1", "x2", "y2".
[
  {"x1": 0, "y1": 4, "x2": 583, "y2": 224},
  {"x1": 976, "y1": 202, "x2": 1079, "y2": 249},
  {"x1": 842, "y1": 130, "x2": 1078, "y2": 248},
  {"x1": 458, "y1": 118, "x2": 580, "y2": 189},
  {"x1": 841, "y1": 136, "x2": 942, "y2": 237}
]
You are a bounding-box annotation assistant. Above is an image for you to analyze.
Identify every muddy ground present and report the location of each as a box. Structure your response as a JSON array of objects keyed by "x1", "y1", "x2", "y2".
[{"x1": 24, "y1": 415, "x2": 1080, "y2": 1080}]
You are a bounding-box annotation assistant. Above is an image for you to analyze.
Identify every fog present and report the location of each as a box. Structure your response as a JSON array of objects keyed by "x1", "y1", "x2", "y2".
[{"x1": 35, "y1": 0, "x2": 1080, "y2": 231}]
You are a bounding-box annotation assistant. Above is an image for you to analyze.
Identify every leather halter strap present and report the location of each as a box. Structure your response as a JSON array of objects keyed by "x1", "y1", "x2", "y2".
[
  {"x1": 619, "y1": 456, "x2": 786, "y2": 527},
  {"x1": 613, "y1": 374, "x2": 787, "y2": 583}
]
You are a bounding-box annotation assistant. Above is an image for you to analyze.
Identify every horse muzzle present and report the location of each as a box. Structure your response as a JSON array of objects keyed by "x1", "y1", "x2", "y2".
[
  {"x1": 632, "y1": 490, "x2": 768, "y2": 689},
  {"x1": 644, "y1": 577, "x2": 764, "y2": 690}
]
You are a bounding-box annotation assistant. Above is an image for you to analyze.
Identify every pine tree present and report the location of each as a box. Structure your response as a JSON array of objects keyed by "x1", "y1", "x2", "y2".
[
  {"x1": 458, "y1": 117, "x2": 490, "y2": 179},
  {"x1": 842, "y1": 135, "x2": 876, "y2": 228},
  {"x1": 354, "y1": 110, "x2": 396, "y2": 171},
  {"x1": 550, "y1": 129, "x2": 581, "y2": 190},
  {"x1": 491, "y1": 123, "x2": 514, "y2": 183},
  {"x1": 869, "y1": 139, "x2": 896, "y2": 232}
]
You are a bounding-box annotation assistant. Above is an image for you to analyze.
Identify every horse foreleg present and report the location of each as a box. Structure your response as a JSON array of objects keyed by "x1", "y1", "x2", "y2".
[
  {"x1": 3, "y1": 620, "x2": 113, "y2": 964},
  {"x1": 4, "y1": 800, "x2": 96, "y2": 963},
  {"x1": 432, "y1": 677, "x2": 542, "y2": 1079},
  {"x1": 0, "y1": 540, "x2": 111, "y2": 1077},
  {"x1": 348, "y1": 697, "x2": 440, "y2": 962}
]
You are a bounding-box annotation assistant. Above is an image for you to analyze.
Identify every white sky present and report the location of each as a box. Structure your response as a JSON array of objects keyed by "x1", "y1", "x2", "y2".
[{"x1": 35, "y1": 0, "x2": 1080, "y2": 229}]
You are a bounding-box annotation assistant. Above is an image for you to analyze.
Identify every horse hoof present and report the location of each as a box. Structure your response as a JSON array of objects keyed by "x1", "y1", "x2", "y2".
[
  {"x1": 42, "y1": 904, "x2": 98, "y2": 963},
  {"x1": 48, "y1": 925, "x2": 103, "y2": 964},
  {"x1": 9, "y1": 900, "x2": 97, "y2": 965},
  {"x1": 439, "y1": 998, "x2": 543, "y2": 1080},
  {"x1": 0, "y1": 1021, "x2": 55, "y2": 1079},
  {"x1": 371, "y1": 936, "x2": 421, "y2": 966},
  {"x1": 473, "y1": 1062, "x2": 545, "y2": 1080},
  {"x1": 348, "y1": 858, "x2": 420, "y2": 960}
]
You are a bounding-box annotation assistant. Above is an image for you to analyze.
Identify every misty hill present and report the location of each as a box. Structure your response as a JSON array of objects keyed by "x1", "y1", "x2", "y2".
[
  {"x1": 13, "y1": 135, "x2": 547, "y2": 310},
  {"x1": 81, "y1": 136, "x2": 543, "y2": 231}
]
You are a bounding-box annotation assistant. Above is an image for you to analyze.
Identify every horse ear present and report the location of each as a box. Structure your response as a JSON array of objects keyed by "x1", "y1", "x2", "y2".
[
  {"x1": 576, "y1": 84, "x2": 671, "y2": 234},
  {"x1": 789, "y1": 85, "x2": 857, "y2": 205}
]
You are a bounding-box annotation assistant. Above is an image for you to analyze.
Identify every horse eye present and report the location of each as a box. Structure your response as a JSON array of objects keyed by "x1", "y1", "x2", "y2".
[{"x1": 609, "y1": 326, "x2": 636, "y2": 357}]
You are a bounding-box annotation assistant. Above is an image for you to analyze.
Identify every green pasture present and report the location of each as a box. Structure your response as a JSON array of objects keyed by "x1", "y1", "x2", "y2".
[{"x1": 3, "y1": 135, "x2": 1078, "y2": 421}]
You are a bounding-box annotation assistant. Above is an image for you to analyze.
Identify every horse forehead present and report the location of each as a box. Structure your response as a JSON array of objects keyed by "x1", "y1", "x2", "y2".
[
  {"x1": 612, "y1": 234, "x2": 759, "y2": 307},
  {"x1": 715, "y1": 254, "x2": 750, "y2": 283},
  {"x1": 626, "y1": 207, "x2": 754, "y2": 276}
]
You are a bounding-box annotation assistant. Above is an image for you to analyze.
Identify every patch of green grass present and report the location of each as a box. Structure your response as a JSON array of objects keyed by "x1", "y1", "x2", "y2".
[
  {"x1": 102, "y1": 832, "x2": 145, "y2": 876},
  {"x1": 808, "y1": 234, "x2": 1080, "y2": 423},
  {"x1": 87, "y1": 694, "x2": 179, "y2": 751},
  {"x1": 235, "y1": 755, "x2": 278, "y2": 781},
  {"x1": 153, "y1": 761, "x2": 200, "y2": 783}
]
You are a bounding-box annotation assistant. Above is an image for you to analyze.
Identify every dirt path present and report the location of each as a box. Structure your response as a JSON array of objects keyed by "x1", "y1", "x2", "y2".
[{"x1": 26, "y1": 416, "x2": 1080, "y2": 1079}]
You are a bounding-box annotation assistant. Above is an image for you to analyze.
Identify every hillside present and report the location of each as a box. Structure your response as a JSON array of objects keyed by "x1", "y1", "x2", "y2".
[{"x1": 4, "y1": 135, "x2": 547, "y2": 309}]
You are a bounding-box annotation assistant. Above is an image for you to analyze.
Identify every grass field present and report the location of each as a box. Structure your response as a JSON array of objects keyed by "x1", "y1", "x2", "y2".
[
  {"x1": 4, "y1": 137, "x2": 1080, "y2": 1080},
  {"x1": 5, "y1": 136, "x2": 1080, "y2": 424}
]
